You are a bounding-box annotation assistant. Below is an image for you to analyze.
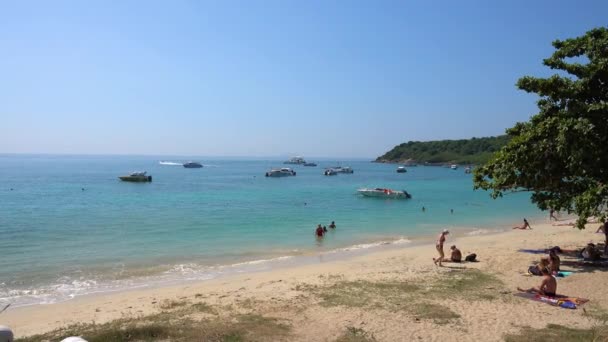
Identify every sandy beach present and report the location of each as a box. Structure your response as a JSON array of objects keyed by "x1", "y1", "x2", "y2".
[{"x1": 4, "y1": 222, "x2": 608, "y2": 341}]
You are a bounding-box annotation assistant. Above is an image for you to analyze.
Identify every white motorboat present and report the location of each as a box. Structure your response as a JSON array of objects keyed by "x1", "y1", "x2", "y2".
[
  {"x1": 396, "y1": 166, "x2": 407, "y2": 173},
  {"x1": 284, "y1": 156, "x2": 306, "y2": 165},
  {"x1": 265, "y1": 167, "x2": 296, "y2": 177},
  {"x1": 324, "y1": 168, "x2": 337, "y2": 176},
  {"x1": 357, "y1": 188, "x2": 411, "y2": 199},
  {"x1": 464, "y1": 166, "x2": 472, "y2": 174},
  {"x1": 450, "y1": 164, "x2": 458, "y2": 170},
  {"x1": 333, "y1": 166, "x2": 354, "y2": 174},
  {"x1": 119, "y1": 171, "x2": 152, "y2": 182}
]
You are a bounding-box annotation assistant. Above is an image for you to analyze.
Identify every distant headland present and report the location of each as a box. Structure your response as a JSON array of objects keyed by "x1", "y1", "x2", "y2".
[{"x1": 375, "y1": 135, "x2": 509, "y2": 165}]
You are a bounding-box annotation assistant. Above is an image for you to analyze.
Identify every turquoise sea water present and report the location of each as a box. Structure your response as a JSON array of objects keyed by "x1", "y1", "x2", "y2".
[{"x1": 0, "y1": 154, "x2": 544, "y2": 306}]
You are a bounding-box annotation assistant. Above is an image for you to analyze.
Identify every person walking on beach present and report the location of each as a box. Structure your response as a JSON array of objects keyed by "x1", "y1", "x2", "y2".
[
  {"x1": 433, "y1": 229, "x2": 449, "y2": 266},
  {"x1": 549, "y1": 209, "x2": 558, "y2": 221},
  {"x1": 600, "y1": 222, "x2": 608, "y2": 255},
  {"x1": 513, "y1": 218, "x2": 532, "y2": 230}
]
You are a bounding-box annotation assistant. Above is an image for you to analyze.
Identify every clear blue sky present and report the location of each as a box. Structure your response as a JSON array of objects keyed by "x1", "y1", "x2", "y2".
[{"x1": 1, "y1": 1, "x2": 606, "y2": 158}]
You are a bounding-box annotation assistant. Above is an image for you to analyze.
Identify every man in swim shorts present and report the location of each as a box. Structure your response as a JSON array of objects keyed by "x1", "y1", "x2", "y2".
[
  {"x1": 450, "y1": 245, "x2": 462, "y2": 262},
  {"x1": 518, "y1": 267, "x2": 557, "y2": 297}
]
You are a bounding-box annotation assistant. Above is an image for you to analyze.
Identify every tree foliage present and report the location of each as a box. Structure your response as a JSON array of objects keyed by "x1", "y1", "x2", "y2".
[
  {"x1": 376, "y1": 136, "x2": 509, "y2": 164},
  {"x1": 473, "y1": 27, "x2": 608, "y2": 229}
]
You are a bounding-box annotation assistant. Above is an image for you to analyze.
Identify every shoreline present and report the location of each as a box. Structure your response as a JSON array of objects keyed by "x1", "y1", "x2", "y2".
[
  {"x1": 0, "y1": 217, "x2": 526, "y2": 309},
  {"x1": 4, "y1": 220, "x2": 607, "y2": 340}
]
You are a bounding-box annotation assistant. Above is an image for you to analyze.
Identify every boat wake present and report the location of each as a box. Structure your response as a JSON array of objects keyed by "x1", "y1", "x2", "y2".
[{"x1": 159, "y1": 161, "x2": 182, "y2": 166}]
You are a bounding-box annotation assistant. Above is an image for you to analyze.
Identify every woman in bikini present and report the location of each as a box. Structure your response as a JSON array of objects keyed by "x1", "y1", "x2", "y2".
[{"x1": 433, "y1": 229, "x2": 449, "y2": 266}]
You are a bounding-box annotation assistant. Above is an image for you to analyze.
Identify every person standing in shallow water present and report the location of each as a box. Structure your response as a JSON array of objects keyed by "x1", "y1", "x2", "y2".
[
  {"x1": 315, "y1": 224, "x2": 324, "y2": 238},
  {"x1": 433, "y1": 229, "x2": 449, "y2": 266},
  {"x1": 329, "y1": 221, "x2": 336, "y2": 229}
]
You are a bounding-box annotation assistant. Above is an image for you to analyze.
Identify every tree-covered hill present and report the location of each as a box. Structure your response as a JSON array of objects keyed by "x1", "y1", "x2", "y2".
[{"x1": 376, "y1": 136, "x2": 509, "y2": 165}]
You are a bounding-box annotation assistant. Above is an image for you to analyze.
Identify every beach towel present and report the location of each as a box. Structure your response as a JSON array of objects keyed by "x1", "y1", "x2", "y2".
[
  {"x1": 556, "y1": 271, "x2": 574, "y2": 278},
  {"x1": 514, "y1": 292, "x2": 588, "y2": 309},
  {"x1": 524, "y1": 268, "x2": 574, "y2": 278}
]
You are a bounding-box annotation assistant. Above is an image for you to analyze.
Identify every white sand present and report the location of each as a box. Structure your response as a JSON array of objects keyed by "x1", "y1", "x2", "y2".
[{"x1": 2, "y1": 222, "x2": 607, "y2": 341}]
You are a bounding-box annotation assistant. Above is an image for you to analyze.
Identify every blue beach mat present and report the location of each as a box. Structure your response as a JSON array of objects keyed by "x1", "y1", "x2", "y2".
[{"x1": 556, "y1": 271, "x2": 574, "y2": 278}]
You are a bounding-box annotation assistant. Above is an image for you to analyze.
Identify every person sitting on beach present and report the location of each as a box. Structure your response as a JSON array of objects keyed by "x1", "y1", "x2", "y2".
[
  {"x1": 547, "y1": 249, "x2": 561, "y2": 273},
  {"x1": 518, "y1": 267, "x2": 557, "y2": 297},
  {"x1": 582, "y1": 243, "x2": 602, "y2": 261},
  {"x1": 528, "y1": 258, "x2": 550, "y2": 276},
  {"x1": 450, "y1": 245, "x2": 462, "y2": 262},
  {"x1": 433, "y1": 229, "x2": 449, "y2": 266},
  {"x1": 513, "y1": 218, "x2": 532, "y2": 230},
  {"x1": 315, "y1": 224, "x2": 324, "y2": 237},
  {"x1": 329, "y1": 221, "x2": 336, "y2": 229}
]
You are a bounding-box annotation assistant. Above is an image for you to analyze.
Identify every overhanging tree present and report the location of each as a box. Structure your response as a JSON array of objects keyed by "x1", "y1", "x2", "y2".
[{"x1": 473, "y1": 27, "x2": 608, "y2": 229}]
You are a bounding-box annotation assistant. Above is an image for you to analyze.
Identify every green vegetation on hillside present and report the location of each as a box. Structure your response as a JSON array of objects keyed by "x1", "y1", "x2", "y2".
[{"x1": 376, "y1": 136, "x2": 509, "y2": 164}]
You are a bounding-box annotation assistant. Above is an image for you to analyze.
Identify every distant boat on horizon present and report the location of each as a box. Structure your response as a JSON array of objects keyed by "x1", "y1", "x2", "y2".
[{"x1": 284, "y1": 156, "x2": 306, "y2": 165}]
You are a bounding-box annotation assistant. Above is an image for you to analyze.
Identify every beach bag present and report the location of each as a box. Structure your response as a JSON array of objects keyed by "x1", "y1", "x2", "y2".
[
  {"x1": 465, "y1": 253, "x2": 477, "y2": 262},
  {"x1": 527, "y1": 265, "x2": 542, "y2": 276}
]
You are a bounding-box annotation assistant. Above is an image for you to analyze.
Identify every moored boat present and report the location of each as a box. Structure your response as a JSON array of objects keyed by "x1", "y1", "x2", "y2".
[
  {"x1": 304, "y1": 162, "x2": 317, "y2": 167},
  {"x1": 265, "y1": 168, "x2": 296, "y2": 177},
  {"x1": 357, "y1": 188, "x2": 411, "y2": 199},
  {"x1": 333, "y1": 166, "x2": 354, "y2": 174},
  {"x1": 284, "y1": 156, "x2": 306, "y2": 165},
  {"x1": 396, "y1": 166, "x2": 407, "y2": 173},
  {"x1": 464, "y1": 166, "x2": 472, "y2": 174},
  {"x1": 119, "y1": 171, "x2": 152, "y2": 182},
  {"x1": 183, "y1": 161, "x2": 203, "y2": 168},
  {"x1": 324, "y1": 168, "x2": 337, "y2": 176},
  {"x1": 450, "y1": 164, "x2": 458, "y2": 170}
]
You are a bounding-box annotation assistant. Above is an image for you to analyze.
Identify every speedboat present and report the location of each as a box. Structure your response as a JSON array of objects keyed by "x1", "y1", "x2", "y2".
[
  {"x1": 284, "y1": 156, "x2": 306, "y2": 165},
  {"x1": 304, "y1": 162, "x2": 317, "y2": 167},
  {"x1": 357, "y1": 188, "x2": 411, "y2": 199},
  {"x1": 333, "y1": 166, "x2": 354, "y2": 174},
  {"x1": 183, "y1": 161, "x2": 203, "y2": 168},
  {"x1": 119, "y1": 171, "x2": 152, "y2": 182},
  {"x1": 265, "y1": 168, "x2": 296, "y2": 177},
  {"x1": 396, "y1": 166, "x2": 407, "y2": 173},
  {"x1": 324, "y1": 168, "x2": 337, "y2": 176},
  {"x1": 451, "y1": 164, "x2": 458, "y2": 170}
]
